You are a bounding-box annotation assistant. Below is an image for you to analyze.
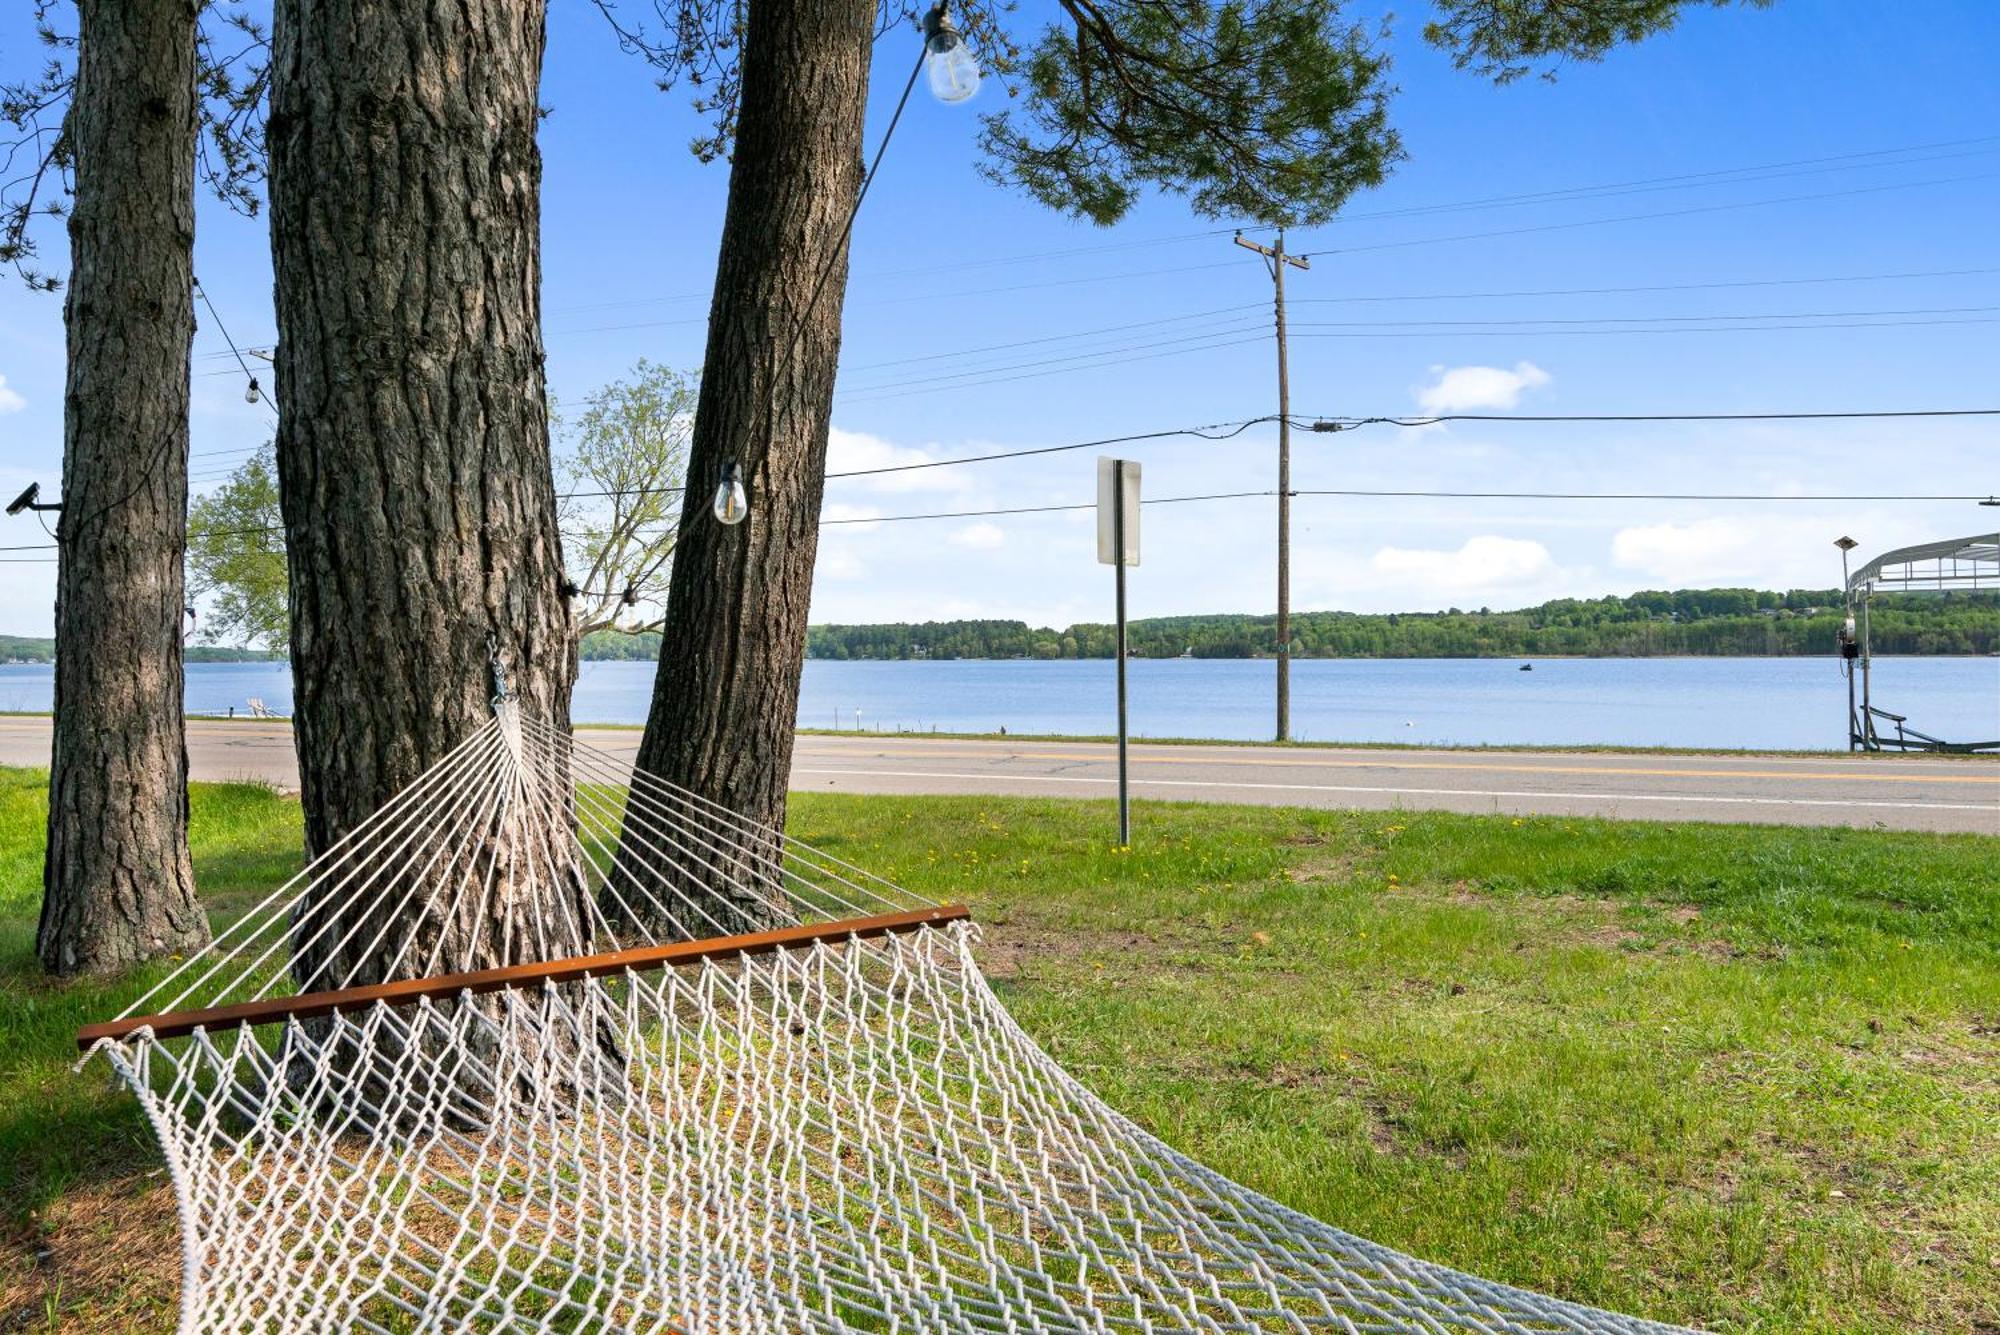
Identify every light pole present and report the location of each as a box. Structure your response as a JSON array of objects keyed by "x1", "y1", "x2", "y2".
[{"x1": 1835, "y1": 536, "x2": 1859, "y2": 750}]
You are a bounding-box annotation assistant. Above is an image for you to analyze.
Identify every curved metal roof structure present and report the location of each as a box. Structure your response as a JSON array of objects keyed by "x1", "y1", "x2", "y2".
[{"x1": 1846, "y1": 532, "x2": 1999, "y2": 601}]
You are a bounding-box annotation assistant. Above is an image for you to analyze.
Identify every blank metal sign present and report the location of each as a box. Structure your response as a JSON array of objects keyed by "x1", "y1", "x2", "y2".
[{"x1": 1096, "y1": 457, "x2": 1140, "y2": 566}]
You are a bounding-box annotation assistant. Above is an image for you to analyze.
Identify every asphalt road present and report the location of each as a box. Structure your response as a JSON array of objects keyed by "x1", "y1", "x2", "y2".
[{"x1": 4, "y1": 717, "x2": 1996, "y2": 832}]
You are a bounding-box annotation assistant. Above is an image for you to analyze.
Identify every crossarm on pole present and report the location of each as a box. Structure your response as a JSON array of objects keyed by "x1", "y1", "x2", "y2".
[{"x1": 77, "y1": 904, "x2": 972, "y2": 1050}]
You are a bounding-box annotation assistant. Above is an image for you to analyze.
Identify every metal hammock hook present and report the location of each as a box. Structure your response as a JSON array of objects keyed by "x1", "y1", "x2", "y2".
[{"x1": 486, "y1": 633, "x2": 510, "y2": 709}]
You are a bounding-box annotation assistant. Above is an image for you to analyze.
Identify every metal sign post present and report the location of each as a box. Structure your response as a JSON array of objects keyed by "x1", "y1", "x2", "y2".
[{"x1": 1097, "y1": 457, "x2": 1140, "y2": 845}]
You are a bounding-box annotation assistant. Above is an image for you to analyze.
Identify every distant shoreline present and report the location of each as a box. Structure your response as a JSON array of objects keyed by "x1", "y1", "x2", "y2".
[
  {"x1": 7, "y1": 711, "x2": 1993, "y2": 760},
  {"x1": 6, "y1": 651, "x2": 1999, "y2": 667}
]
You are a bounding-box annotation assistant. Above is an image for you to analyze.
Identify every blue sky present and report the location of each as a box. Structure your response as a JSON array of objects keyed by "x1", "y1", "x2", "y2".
[{"x1": 3, "y1": 1, "x2": 1997, "y2": 637}]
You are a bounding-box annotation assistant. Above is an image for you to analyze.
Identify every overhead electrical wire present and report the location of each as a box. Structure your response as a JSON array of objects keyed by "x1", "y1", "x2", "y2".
[
  {"x1": 1291, "y1": 316, "x2": 1999, "y2": 340},
  {"x1": 1285, "y1": 265, "x2": 2000, "y2": 306},
  {"x1": 837, "y1": 335, "x2": 1272, "y2": 403},
  {"x1": 835, "y1": 304, "x2": 2000, "y2": 400},
  {"x1": 837, "y1": 323, "x2": 1273, "y2": 396},
  {"x1": 194, "y1": 260, "x2": 2000, "y2": 371},
  {"x1": 1286, "y1": 303, "x2": 2000, "y2": 328},
  {"x1": 839, "y1": 302, "x2": 1268, "y2": 373},
  {"x1": 21, "y1": 404, "x2": 1997, "y2": 553},
  {"x1": 1314, "y1": 136, "x2": 1999, "y2": 225},
  {"x1": 1316, "y1": 406, "x2": 2000, "y2": 428},
  {"x1": 527, "y1": 133, "x2": 1996, "y2": 318},
  {"x1": 1296, "y1": 171, "x2": 1999, "y2": 259},
  {"x1": 12, "y1": 475, "x2": 1986, "y2": 561}
]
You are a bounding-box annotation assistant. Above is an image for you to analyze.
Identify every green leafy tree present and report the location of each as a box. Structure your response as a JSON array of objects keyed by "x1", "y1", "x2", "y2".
[
  {"x1": 555, "y1": 360, "x2": 695, "y2": 636},
  {"x1": 1425, "y1": 0, "x2": 1772, "y2": 84},
  {"x1": 187, "y1": 442, "x2": 288, "y2": 651},
  {"x1": 181, "y1": 364, "x2": 696, "y2": 648}
]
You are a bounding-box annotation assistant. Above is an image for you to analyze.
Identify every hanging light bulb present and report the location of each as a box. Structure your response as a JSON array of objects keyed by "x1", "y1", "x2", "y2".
[
  {"x1": 712, "y1": 462, "x2": 749, "y2": 526},
  {"x1": 244, "y1": 375, "x2": 261, "y2": 405},
  {"x1": 921, "y1": 4, "x2": 980, "y2": 104}
]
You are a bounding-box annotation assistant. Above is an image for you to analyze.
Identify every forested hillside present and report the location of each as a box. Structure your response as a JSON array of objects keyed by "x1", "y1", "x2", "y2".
[
  {"x1": 13, "y1": 590, "x2": 1992, "y2": 664},
  {"x1": 795, "y1": 589, "x2": 2000, "y2": 661},
  {"x1": 0, "y1": 636, "x2": 280, "y2": 665}
]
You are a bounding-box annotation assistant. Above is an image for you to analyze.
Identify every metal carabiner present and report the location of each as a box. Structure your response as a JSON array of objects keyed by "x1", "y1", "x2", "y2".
[{"x1": 486, "y1": 632, "x2": 511, "y2": 707}]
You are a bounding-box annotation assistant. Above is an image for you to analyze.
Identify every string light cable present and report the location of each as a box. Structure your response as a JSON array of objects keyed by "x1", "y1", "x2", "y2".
[{"x1": 15, "y1": 406, "x2": 1994, "y2": 556}]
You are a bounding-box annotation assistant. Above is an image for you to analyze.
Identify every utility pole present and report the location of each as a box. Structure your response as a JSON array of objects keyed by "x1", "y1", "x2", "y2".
[{"x1": 1234, "y1": 228, "x2": 1309, "y2": 741}]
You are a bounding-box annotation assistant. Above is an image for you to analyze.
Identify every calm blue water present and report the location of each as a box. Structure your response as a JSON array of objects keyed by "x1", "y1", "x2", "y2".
[{"x1": 2, "y1": 656, "x2": 1994, "y2": 750}]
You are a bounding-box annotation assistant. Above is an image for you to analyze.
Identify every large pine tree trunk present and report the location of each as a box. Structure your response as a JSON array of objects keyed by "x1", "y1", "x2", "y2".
[
  {"x1": 267, "y1": 0, "x2": 579, "y2": 987},
  {"x1": 632, "y1": 0, "x2": 875, "y2": 930},
  {"x1": 39, "y1": 0, "x2": 208, "y2": 977}
]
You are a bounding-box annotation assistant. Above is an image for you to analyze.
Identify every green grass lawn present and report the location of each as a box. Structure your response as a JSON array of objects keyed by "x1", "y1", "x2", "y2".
[{"x1": 1, "y1": 766, "x2": 1996, "y2": 1332}]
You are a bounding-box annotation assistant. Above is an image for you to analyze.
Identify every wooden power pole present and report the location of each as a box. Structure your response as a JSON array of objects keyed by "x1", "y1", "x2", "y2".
[{"x1": 1234, "y1": 229, "x2": 1309, "y2": 741}]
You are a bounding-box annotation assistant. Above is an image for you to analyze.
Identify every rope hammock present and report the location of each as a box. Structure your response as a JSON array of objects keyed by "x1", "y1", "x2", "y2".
[{"x1": 81, "y1": 700, "x2": 1696, "y2": 1333}]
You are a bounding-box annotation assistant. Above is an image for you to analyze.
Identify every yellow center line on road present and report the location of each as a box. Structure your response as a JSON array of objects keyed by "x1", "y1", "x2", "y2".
[
  {"x1": 792, "y1": 766, "x2": 2000, "y2": 815},
  {"x1": 6, "y1": 719, "x2": 1993, "y2": 787},
  {"x1": 798, "y1": 743, "x2": 2000, "y2": 786}
]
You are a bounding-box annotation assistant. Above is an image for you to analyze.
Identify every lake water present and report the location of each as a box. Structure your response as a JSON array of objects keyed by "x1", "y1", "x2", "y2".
[{"x1": 2, "y1": 656, "x2": 1994, "y2": 750}]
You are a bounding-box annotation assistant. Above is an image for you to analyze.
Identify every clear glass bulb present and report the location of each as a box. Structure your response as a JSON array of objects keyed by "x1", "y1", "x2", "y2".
[
  {"x1": 712, "y1": 463, "x2": 749, "y2": 526},
  {"x1": 244, "y1": 376, "x2": 261, "y2": 405},
  {"x1": 924, "y1": 26, "x2": 980, "y2": 103}
]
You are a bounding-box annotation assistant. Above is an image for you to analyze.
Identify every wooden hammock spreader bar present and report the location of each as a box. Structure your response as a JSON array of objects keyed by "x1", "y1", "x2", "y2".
[{"x1": 77, "y1": 904, "x2": 972, "y2": 1051}]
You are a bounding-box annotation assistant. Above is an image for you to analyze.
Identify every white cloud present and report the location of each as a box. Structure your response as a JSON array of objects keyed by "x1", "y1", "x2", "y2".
[
  {"x1": 825, "y1": 426, "x2": 975, "y2": 494},
  {"x1": 1366, "y1": 535, "x2": 1558, "y2": 596},
  {"x1": 816, "y1": 544, "x2": 868, "y2": 581},
  {"x1": 0, "y1": 374, "x2": 24, "y2": 414},
  {"x1": 1609, "y1": 515, "x2": 1871, "y2": 588},
  {"x1": 948, "y1": 521, "x2": 1006, "y2": 550},
  {"x1": 820, "y1": 501, "x2": 882, "y2": 532},
  {"x1": 1413, "y1": 361, "x2": 1550, "y2": 414},
  {"x1": 1611, "y1": 518, "x2": 1757, "y2": 583}
]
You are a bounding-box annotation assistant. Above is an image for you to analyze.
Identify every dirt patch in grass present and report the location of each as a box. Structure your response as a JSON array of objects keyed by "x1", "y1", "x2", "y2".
[
  {"x1": 973, "y1": 917, "x2": 1244, "y2": 981},
  {"x1": 0, "y1": 1170, "x2": 178, "y2": 1333},
  {"x1": 974, "y1": 923, "x2": 1094, "y2": 981}
]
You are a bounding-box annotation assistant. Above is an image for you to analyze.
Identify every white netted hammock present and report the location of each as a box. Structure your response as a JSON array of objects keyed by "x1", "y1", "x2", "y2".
[{"x1": 80, "y1": 699, "x2": 1696, "y2": 1334}]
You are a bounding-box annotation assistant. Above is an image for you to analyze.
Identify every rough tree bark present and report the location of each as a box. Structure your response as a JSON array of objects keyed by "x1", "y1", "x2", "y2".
[
  {"x1": 267, "y1": 0, "x2": 580, "y2": 987},
  {"x1": 633, "y1": 0, "x2": 875, "y2": 928},
  {"x1": 39, "y1": 0, "x2": 209, "y2": 977}
]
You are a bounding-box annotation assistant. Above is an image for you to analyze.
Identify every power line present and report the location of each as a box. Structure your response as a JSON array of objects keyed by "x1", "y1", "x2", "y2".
[
  {"x1": 547, "y1": 224, "x2": 1276, "y2": 316},
  {"x1": 836, "y1": 334, "x2": 1272, "y2": 403},
  {"x1": 837, "y1": 321, "x2": 1272, "y2": 395},
  {"x1": 195, "y1": 261, "x2": 2000, "y2": 369},
  {"x1": 821, "y1": 490, "x2": 1279, "y2": 525},
  {"x1": 531, "y1": 135, "x2": 1997, "y2": 317},
  {"x1": 1297, "y1": 172, "x2": 2000, "y2": 259},
  {"x1": 840, "y1": 303, "x2": 1267, "y2": 373},
  {"x1": 1289, "y1": 303, "x2": 2000, "y2": 328},
  {"x1": 1286, "y1": 266, "x2": 2000, "y2": 306},
  {"x1": 11, "y1": 482, "x2": 1990, "y2": 562},
  {"x1": 1292, "y1": 316, "x2": 2000, "y2": 340},
  {"x1": 1317, "y1": 407, "x2": 2000, "y2": 428},
  {"x1": 1293, "y1": 488, "x2": 1992, "y2": 502},
  {"x1": 825, "y1": 418, "x2": 1277, "y2": 479},
  {"x1": 14, "y1": 407, "x2": 1992, "y2": 557},
  {"x1": 835, "y1": 296, "x2": 2000, "y2": 399},
  {"x1": 1316, "y1": 137, "x2": 2000, "y2": 225}
]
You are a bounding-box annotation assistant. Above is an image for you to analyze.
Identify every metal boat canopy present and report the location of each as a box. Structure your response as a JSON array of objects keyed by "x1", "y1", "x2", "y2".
[
  {"x1": 1845, "y1": 533, "x2": 1999, "y2": 602},
  {"x1": 1839, "y1": 531, "x2": 1998, "y2": 753}
]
